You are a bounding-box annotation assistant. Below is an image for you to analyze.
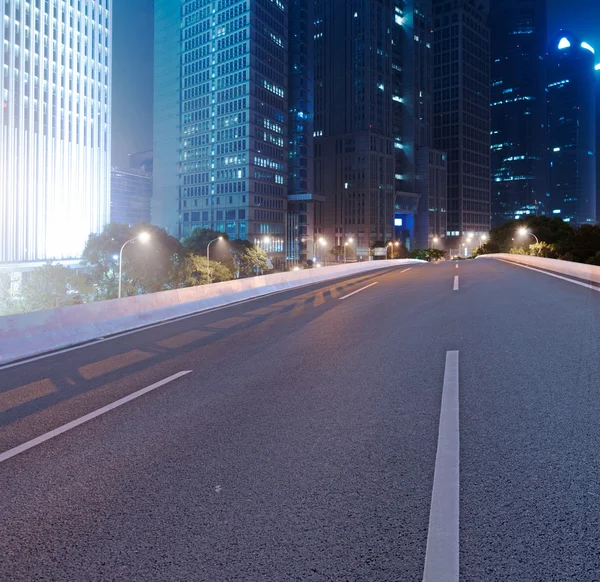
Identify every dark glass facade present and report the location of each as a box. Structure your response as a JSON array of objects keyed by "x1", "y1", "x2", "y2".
[
  {"x1": 490, "y1": 0, "x2": 548, "y2": 227},
  {"x1": 547, "y1": 32, "x2": 597, "y2": 226},
  {"x1": 286, "y1": 0, "x2": 323, "y2": 263},
  {"x1": 314, "y1": 0, "x2": 426, "y2": 256},
  {"x1": 432, "y1": 0, "x2": 490, "y2": 252}
]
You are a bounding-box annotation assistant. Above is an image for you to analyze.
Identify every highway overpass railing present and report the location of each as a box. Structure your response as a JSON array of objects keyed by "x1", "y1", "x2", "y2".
[
  {"x1": 0, "y1": 259, "x2": 423, "y2": 366},
  {"x1": 477, "y1": 253, "x2": 600, "y2": 287}
]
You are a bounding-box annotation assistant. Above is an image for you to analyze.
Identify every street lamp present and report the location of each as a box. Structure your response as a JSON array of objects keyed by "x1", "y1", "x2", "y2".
[
  {"x1": 118, "y1": 232, "x2": 150, "y2": 299},
  {"x1": 432, "y1": 236, "x2": 439, "y2": 249},
  {"x1": 344, "y1": 237, "x2": 354, "y2": 263},
  {"x1": 517, "y1": 227, "x2": 539, "y2": 244},
  {"x1": 206, "y1": 236, "x2": 224, "y2": 284}
]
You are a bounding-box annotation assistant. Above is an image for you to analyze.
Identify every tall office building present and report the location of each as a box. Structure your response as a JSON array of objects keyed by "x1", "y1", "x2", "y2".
[
  {"x1": 154, "y1": 0, "x2": 289, "y2": 259},
  {"x1": 111, "y1": 168, "x2": 152, "y2": 226},
  {"x1": 0, "y1": 0, "x2": 112, "y2": 265},
  {"x1": 286, "y1": 0, "x2": 323, "y2": 264},
  {"x1": 547, "y1": 32, "x2": 596, "y2": 226},
  {"x1": 490, "y1": 0, "x2": 548, "y2": 227},
  {"x1": 411, "y1": 0, "x2": 447, "y2": 249},
  {"x1": 432, "y1": 0, "x2": 490, "y2": 254},
  {"x1": 314, "y1": 0, "x2": 428, "y2": 256}
]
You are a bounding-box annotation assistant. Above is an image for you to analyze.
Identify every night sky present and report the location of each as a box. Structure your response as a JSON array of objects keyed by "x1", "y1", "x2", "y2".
[{"x1": 110, "y1": 0, "x2": 600, "y2": 169}]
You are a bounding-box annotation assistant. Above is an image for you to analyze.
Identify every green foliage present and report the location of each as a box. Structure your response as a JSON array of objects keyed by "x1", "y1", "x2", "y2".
[
  {"x1": 182, "y1": 229, "x2": 229, "y2": 257},
  {"x1": 81, "y1": 223, "x2": 186, "y2": 299},
  {"x1": 561, "y1": 225, "x2": 600, "y2": 264},
  {"x1": 180, "y1": 255, "x2": 233, "y2": 286},
  {"x1": 586, "y1": 251, "x2": 600, "y2": 266},
  {"x1": 238, "y1": 245, "x2": 269, "y2": 277},
  {"x1": 19, "y1": 264, "x2": 91, "y2": 312},
  {"x1": 408, "y1": 248, "x2": 446, "y2": 262},
  {"x1": 480, "y1": 216, "x2": 574, "y2": 256},
  {"x1": 0, "y1": 272, "x2": 18, "y2": 316},
  {"x1": 527, "y1": 241, "x2": 560, "y2": 258}
]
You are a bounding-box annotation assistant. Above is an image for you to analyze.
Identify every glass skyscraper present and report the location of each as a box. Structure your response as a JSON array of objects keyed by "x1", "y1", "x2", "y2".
[
  {"x1": 0, "y1": 0, "x2": 112, "y2": 264},
  {"x1": 432, "y1": 0, "x2": 490, "y2": 252},
  {"x1": 314, "y1": 0, "x2": 428, "y2": 256},
  {"x1": 547, "y1": 32, "x2": 597, "y2": 226},
  {"x1": 154, "y1": 0, "x2": 289, "y2": 258},
  {"x1": 490, "y1": 0, "x2": 548, "y2": 227}
]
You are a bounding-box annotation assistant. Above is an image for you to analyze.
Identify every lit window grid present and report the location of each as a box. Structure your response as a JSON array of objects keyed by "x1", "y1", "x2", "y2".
[
  {"x1": 179, "y1": 0, "x2": 288, "y2": 241},
  {"x1": 1, "y1": 0, "x2": 111, "y2": 263}
]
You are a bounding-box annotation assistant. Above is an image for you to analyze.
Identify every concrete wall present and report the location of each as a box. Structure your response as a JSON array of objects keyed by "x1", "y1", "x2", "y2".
[
  {"x1": 0, "y1": 260, "x2": 421, "y2": 365},
  {"x1": 477, "y1": 254, "x2": 600, "y2": 285}
]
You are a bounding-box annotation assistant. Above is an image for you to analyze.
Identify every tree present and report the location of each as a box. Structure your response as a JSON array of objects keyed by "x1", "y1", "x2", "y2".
[
  {"x1": 586, "y1": 251, "x2": 600, "y2": 266},
  {"x1": 409, "y1": 248, "x2": 446, "y2": 262},
  {"x1": 19, "y1": 264, "x2": 91, "y2": 312},
  {"x1": 239, "y1": 245, "x2": 269, "y2": 276},
  {"x1": 81, "y1": 223, "x2": 187, "y2": 299},
  {"x1": 181, "y1": 255, "x2": 233, "y2": 286},
  {"x1": 527, "y1": 241, "x2": 560, "y2": 259},
  {"x1": 0, "y1": 272, "x2": 18, "y2": 316},
  {"x1": 480, "y1": 216, "x2": 574, "y2": 255},
  {"x1": 561, "y1": 225, "x2": 600, "y2": 264},
  {"x1": 182, "y1": 228, "x2": 229, "y2": 256}
]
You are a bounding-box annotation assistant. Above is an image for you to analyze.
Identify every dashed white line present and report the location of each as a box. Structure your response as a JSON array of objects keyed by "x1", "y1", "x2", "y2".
[
  {"x1": 338, "y1": 282, "x2": 378, "y2": 300},
  {"x1": 453, "y1": 276, "x2": 459, "y2": 291},
  {"x1": 400, "y1": 268, "x2": 412, "y2": 273},
  {"x1": 456, "y1": 263, "x2": 459, "y2": 269},
  {"x1": 0, "y1": 371, "x2": 192, "y2": 465},
  {"x1": 423, "y1": 350, "x2": 460, "y2": 582}
]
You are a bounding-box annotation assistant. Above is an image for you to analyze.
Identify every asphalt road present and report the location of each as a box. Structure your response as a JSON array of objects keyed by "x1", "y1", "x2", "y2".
[{"x1": 1, "y1": 259, "x2": 599, "y2": 581}]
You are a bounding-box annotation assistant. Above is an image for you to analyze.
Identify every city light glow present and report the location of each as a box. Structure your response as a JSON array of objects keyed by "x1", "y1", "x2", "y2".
[{"x1": 558, "y1": 37, "x2": 571, "y2": 49}]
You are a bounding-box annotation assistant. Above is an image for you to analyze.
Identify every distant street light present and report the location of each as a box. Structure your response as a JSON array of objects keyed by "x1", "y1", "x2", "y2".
[
  {"x1": 207, "y1": 236, "x2": 224, "y2": 284},
  {"x1": 118, "y1": 232, "x2": 150, "y2": 299},
  {"x1": 344, "y1": 237, "x2": 354, "y2": 262},
  {"x1": 517, "y1": 227, "x2": 539, "y2": 244},
  {"x1": 432, "y1": 236, "x2": 439, "y2": 249}
]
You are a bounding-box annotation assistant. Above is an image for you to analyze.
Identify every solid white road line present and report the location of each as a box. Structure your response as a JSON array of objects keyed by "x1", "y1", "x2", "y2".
[
  {"x1": 498, "y1": 259, "x2": 600, "y2": 293},
  {"x1": 453, "y1": 276, "x2": 459, "y2": 291},
  {"x1": 423, "y1": 350, "x2": 460, "y2": 582},
  {"x1": 338, "y1": 282, "x2": 378, "y2": 300},
  {"x1": 0, "y1": 371, "x2": 192, "y2": 465}
]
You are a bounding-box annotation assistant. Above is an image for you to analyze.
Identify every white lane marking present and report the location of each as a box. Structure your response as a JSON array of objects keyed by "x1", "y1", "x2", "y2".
[
  {"x1": 338, "y1": 282, "x2": 378, "y2": 300},
  {"x1": 400, "y1": 268, "x2": 412, "y2": 273},
  {"x1": 453, "y1": 276, "x2": 459, "y2": 291},
  {"x1": 498, "y1": 259, "x2": 600, "y2": 293},
  {"x1": 0, "y1": 371, "x2": 192, "y2": 465},
  {"x1": 423, "y1": 350, "x2": 460, "y2": 582},
  {"x1": 456, "y1": 264, "x2": 459, "y2": 269}
]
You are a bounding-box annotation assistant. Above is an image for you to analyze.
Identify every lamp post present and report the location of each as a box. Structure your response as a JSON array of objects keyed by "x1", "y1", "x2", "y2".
[
  {"x1": 206, "y1": 236, "x2": 223, "y2": 284},
  {"x1": 118, "y1": 232, "x2": 150, "y2": 299},
  {"x1": 344, "y1": 237, "x2": 354, "y2": 262},
  {"x1": 517, "y1": 227, "x2": 539, "y2": 245}
]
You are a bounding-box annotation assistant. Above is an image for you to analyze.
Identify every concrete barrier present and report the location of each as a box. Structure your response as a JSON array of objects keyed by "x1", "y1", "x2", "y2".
[
  {"x1": 477, "y1": 253, "x2": 600, "y2": 285},
  {"x1": 0, "y1": 259, "x2": 422, "y2": 365}
]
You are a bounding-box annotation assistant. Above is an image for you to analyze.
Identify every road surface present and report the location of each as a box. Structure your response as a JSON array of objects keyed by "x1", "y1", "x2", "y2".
[{"x1": 1, "y1": 259, "x2": 599, "y2": 581}]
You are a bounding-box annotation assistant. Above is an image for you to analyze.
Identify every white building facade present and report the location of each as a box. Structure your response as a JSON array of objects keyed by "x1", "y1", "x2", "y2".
[{"x1": 1, "y1": 0, "x2": 111, "y2": 264}]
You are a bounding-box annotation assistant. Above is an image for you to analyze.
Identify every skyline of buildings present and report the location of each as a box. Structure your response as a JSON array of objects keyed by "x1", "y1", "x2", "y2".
[
  {"x1": 3, "y1": 1, "x2": 600, "y2": 271},
  {"x1": 1, "y1": 0, "x2": 112, "y2": 265}
]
